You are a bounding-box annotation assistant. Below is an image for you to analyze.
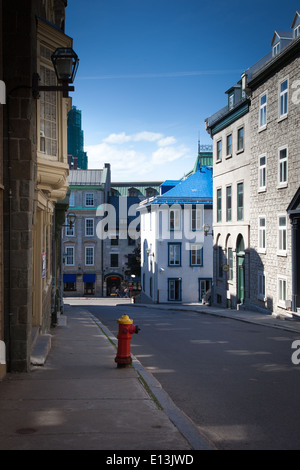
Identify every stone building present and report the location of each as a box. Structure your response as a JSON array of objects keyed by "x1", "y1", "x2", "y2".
[
  {"x1": 2, "y1": 0, "x2": 76, "y2": 373},
  {"x1": 206, "y1": 10, "x2": 300, "y2": 317},
  {"x1": 205, "y1": 84, "x2": 251, "y2": 309},
  {"x1": 103, "y1": 181, "x2": 161, "y2": 296},
  {"x1": 62, "y1": 166, "x2": 111, "y2": 297}
]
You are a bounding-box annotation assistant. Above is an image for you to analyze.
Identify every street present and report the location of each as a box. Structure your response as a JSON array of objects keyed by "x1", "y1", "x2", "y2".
[{"x1": 65, "y1": 298, "x2": 300, "y2": 450}]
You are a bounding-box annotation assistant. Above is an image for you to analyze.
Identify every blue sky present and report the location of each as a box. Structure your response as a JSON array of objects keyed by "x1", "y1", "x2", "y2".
[{"x1": 66, "y1": 1, "x2": 299, "y2": 181}]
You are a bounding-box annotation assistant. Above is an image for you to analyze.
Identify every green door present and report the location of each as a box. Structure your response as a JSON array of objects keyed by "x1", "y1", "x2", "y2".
[{"x1": 237, "y1": 255, "x2": 245, "y2": 304}]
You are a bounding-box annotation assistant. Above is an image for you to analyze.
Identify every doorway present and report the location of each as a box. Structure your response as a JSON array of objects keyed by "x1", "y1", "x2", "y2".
[{"x1": 236, "y1": 235, "x2": 245, "y2": 304}]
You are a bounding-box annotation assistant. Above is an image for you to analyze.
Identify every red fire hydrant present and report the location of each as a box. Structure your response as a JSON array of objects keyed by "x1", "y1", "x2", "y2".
[{"x1": 115, "y1": 314, "x2": 140, "y2": 368}]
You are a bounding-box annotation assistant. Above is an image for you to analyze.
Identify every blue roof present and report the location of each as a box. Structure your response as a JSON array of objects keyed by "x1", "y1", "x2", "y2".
[{"x1": 153, "y1": 166, "x2": 213, "y2": 204}]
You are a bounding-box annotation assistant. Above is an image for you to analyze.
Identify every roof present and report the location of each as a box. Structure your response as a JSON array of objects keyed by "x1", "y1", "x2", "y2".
[
  {"x1": 141, "y1": 167, "x2": 213, "y2": 206},
  {"x1": 69, "y1": 169, "x2": 104, "y2": 186}
]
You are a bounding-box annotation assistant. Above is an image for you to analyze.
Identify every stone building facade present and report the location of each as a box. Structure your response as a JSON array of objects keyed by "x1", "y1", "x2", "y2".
[
  {"x1": 206, "y1": 10, "x2": 300, "y2": 317},
  {"x1": 2, "y1": 0, "x2": 75, "y2": 373},
  {"x1": 62, "y1": 167, "x2": 111, "y2": 297}
]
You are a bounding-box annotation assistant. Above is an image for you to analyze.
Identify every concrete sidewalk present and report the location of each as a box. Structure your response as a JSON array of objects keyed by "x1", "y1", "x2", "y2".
[{"x1": 0, "y1": 307, "x2": 211, "y2": 451}]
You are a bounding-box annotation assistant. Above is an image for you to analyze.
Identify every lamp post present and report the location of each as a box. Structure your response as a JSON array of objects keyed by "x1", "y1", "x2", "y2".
[
  {"x1": 204, "y1": 224, "x2": 214, "y2": 237},
  {"x1": 62, "y1": 212, "x2": 77, "y2": 230},
  {"x1": 32, "y1": 47, "x2": 79, "y2": 99}
]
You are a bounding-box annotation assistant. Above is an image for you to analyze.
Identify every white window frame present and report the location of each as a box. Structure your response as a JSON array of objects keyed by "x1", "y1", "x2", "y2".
[
  {"x1": 278, "y1": 146, "x2": 288, "y2": 187},
  {"x1": 191, "y1": 206, "x2": 202, "y2": 231},
  {"x1": 259, "y1": 92, "x2": 267, "y2": 130},
  {"x1": 279, "y1": 78, "x2": 288, "y2": 119},
  {"x1": 278, "y1": 214, "x2": 287, "y2": 256},
  {"x1": 258, "y1": 154, "x2": 267, "y2": 191},
  {"x1": 85, "y1": 246, "x2": 94, "y2": 266},
  {"x1": 69, "y1": 191, "x2": 75, "y2": 207},
  {"x1": 65, "y1": 246, "x2": 75, "y2": 266},
  {"x1": 85, "y1": 192, "x2": 94, "y2": 207},
  {"x1": 273, "y1": 42, "x2": 280, "y2": 57},
  {"x1": 85, "y1": 218, "x2": 94, "y2": 236},
  {"x1": 65, "y1": 224, "x2": 75, "y2": 237},
  {"x1": 216, "y1": 139, "x2": 222, "y2": 161},
  {"x1": 226, "y1": 134, "x2": 232, "y2": 157},
  {"x1": 169, "y1": 208, "x2": 181, "y2": 231},
  {"x1": 190, "y1": 244, "x2": 203, "y2": 266},
  {"x1": 294, "y1": 25, "x2": 300, "y2": 38},
  {"x1": 237, "y1": 126, "x2": 244, "y2": 152},
  {"x1": 258, "y1": 216, "x2": 266, "y2": 253},
  {"x1": 278, "y1": 275, "x2": 288, "y2": 309},
  {"x1": 258, "y1": 271, "x2": 266, "y2": 301}
]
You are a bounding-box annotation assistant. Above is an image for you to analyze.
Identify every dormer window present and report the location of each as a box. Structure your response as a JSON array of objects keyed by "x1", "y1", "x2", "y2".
[
  {"x1": 273, "y1": 42, "x2": 280, "y2": 56},
  {"x1": 294, "y1": 25, "x2": 300, "y2": 38}
]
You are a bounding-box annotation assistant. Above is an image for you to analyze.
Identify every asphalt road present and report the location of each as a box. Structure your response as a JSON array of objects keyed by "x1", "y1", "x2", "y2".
[{"x1": 70, "y1": 300, "x2": 300, "y2": 450}]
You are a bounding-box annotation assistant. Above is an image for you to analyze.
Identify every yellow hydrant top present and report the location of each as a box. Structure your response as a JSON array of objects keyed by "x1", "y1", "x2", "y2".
[{"x1": 117, "y1": 314, "x2": 133, "y2": 325}]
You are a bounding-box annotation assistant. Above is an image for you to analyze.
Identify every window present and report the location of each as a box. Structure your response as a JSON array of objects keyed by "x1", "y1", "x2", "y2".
[
  {"x1": 279, "y1": 79, "x2": 288, "y2": 118},
  {"x1": 259, "y1": 93, "x2": 267, "y2": 128},
  {"x1": 191, "y1": 206, "x2": 202, "y2": 231},
  {"x1": 85, "y1": 193, "x2": 94, "y2": 206},
  {"x1": 217, "y1": 188, "x2": 222, "y2": 222},
  {"x1": 168, "y1": 243, "x2": 181, "y2": 266},
  {"x1": 259, "y1": 155, "x2": 266, "y2": 190},
  {"x1": 169, "y1": 208, "x2": 180, "y2": 230},
  {"x1": 168, "y1": 279, "x2": 182, "y2": 301},
  {"x1": 65, "y1": 246, "x2": 74, "y2": 266},
  {"x1": 111, "y1": 234, "x2": 119, "y2": 246},
  {"x1": 85, "y1": 218, "x2": 94, "y2": 236},
  {"x1": 258, "y1": 216, "x2": 266, "y2": 252},
  {"x1": 216, "y1": 140, "x2": 222, "y2": 161},
  {"x1": 226, "y1": 134, "x2": 232, "y2": 156},
  {"x1": 190, "y1": 244, "x2": 203, "y2": 266},
  {"x1": 294, "y1": 25, "x2": 300, "y2": 38},
  {"x1": 278, "y1": 276, "x2": 287, "y2": 308},
  {"x1": 226, "y1": 186, "x2": 232, "y2": 222},
  {"x1": 258, "y1": 272, "x2": 266, "y2": 300},
  {"x1": 65, "y1": 223, "x2": 74, "y2": 237},
  {"x1": 229, "y1": 93, "x2": 234, "y2": 110},
  {"x1": 110, "y1": 253, "x2": 118, "y2": 267},
  {"x1": 237, "y1": 127, "x2": 244, "y2": 151},
  {"x1": 39, "y1": 63, "x2": 57, "y2": 156},
  {"x1": 228, "y1": 248, "x2": 233, "y2": 281},
  {"x1": 237, "y1": 183, "x2": 244, "y2": 221},
  {"x1": 69, "y1": 192, "x2": 75, "y2": 207},
  {"x1": 64, "y1": 281, "x2": 76, "y2": 292},
  {"x1": 278, "y1": 215, "x2": 287, "y2": 254},
  {"x1": 278, "y1": 147, "x2": 288, "y2": 185},
  {"x1": 273, "y1": 43, "x2": 280, "y2": 57},
  {"x1": 85, "y1": 247, "x2": 94, "y2": 266}
]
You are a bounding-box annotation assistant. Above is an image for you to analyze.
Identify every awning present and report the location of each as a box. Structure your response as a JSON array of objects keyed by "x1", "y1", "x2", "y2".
[
  {"x1": 63, "y1": 274, "x2": 76, "y2": 282},
  {"x1": 83, "y1": 274, "x2": 96, "y2": 283}
]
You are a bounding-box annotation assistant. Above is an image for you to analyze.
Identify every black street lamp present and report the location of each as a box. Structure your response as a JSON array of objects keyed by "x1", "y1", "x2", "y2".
[{"x1": 32, "y1": 47, "x2": 79, "y2": 99}]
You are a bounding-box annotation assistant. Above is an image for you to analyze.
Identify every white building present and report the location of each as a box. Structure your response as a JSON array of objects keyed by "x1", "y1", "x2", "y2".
[{"x1": 139, "y1": 167, "x2": 213, "y2": 303}]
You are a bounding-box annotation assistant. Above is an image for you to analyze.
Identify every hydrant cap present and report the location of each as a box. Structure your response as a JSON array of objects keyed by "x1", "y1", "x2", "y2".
[{"x1": 117, "y1": 314, "x2": 133, "y2": 325}]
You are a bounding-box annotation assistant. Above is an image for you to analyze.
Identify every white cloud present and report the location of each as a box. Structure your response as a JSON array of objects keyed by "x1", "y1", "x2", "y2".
[{"x1": 85, "y1": 131, "x2": 191, "y2": 180}]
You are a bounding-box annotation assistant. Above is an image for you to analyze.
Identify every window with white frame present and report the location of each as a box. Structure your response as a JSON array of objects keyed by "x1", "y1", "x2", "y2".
[
  {"x1": 279, "y1": 79, "x2": 288, "y2": 118},
  {"x1": 169, "y1": 208, "x2": 181, "y2": 231},
  {"x1": 226, "y1": 186, "x2": 232, "y2": 222},
  {"x1": 237, "y1": 183, "x2": 244, "y2": 221},
  {"x1": 258, "y1": 216, "x2": 266, "y2": 252},
  {"x1": 258, "y1": 154, "x2": 266, "y2": 191},
  {"x1": 168, "y1": 243, "x2": 181, "y2": 266},
  {"x1": 85, "y1": 218, "x2": 94, "y2": 236},
  {"x1": 237, "y1": 127, "x2": 244, "y2": 152},
  {"x1": 190, "y1": 244, "x2": 203, "y2": 266},
  {"x1": 39, "y1": 62, "x2": 57, "y2": 156},
  {"x1": 69, "y1": 191, "x2": 75, "y2": 207},
  {"x1": 65, "y1": 223, "x2": 74, "y2": 237},
  {"x1": 278, "y1": 276, "x2": 287, "y2": 308},
  {"x1": 65, "y1": 246, "x2": 74, "y2": 266},
  {"x1": 217, "y1": 188, "x2": 222, "y2": 222},
  {"x1": 259, "y1": 93, "x2": 267, "y2": 128},
  {"x1": 216, "y1": 140, "x2": 222, "y2": 161},
  {"x1": 278, "y1": 215, "x2": 287, "y2": 254},
  {"x1": 273, "y1": 42, "x2": 280, "y2": 57},
  {"x1": 85, "y1": 246, "x2": 94, "y2": 266},
  {"x1": 85, "y1": 193, "x2": 94, "y2": 206},
  {"x1": 191, "y1": 206, "x2": 202, "y2": 231},
  {"x1": 294, "y1": 25, "x2": 300, "y2": 38},
  {"x1": 258, "y1": 272, "x2": 266, "y2": 300},
  {"x1": 226, "y1": 134, "x2": 232, "y2": 156},
  {"x1": 278, "y1": 147, "x2": 288, "y2": 186}
]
